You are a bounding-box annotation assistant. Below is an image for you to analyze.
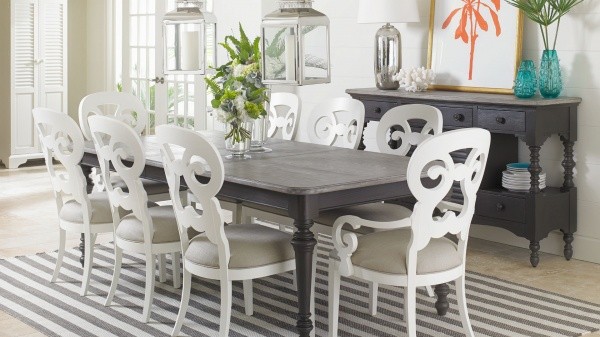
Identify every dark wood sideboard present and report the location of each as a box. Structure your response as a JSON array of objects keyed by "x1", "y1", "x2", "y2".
[{"x1": 347, "y1": 88, "x2": 581, "y2": 267}]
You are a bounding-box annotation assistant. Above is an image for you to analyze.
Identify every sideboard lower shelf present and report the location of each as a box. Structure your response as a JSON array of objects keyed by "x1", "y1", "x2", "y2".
[{"x1": 347, "y1": 88, "x2": 581, "y2": 267}]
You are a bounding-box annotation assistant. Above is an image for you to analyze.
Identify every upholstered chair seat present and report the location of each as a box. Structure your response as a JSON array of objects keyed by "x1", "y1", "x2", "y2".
[
  {"x1": 344, "y1": 229, "x2": 462, "y2": 275},
  {"x1": 59, "y1": 193, "x2": 115, "y2": 224},
  {"x1": 115, "y1": 206, "x2": 180, "y2": 244},
  {"x1": 185, "y1": 224, "x2": 295, "y2": 269}
]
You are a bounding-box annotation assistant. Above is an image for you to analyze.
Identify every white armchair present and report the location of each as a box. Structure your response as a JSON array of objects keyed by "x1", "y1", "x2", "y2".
[{"x1": 328, "y1": 128, "x2": 491, "y2": 337}]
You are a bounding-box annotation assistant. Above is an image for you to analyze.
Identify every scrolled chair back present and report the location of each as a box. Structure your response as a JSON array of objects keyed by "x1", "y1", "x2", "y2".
[
  {"x1": 406, "y1": 128, "x2": 490, "y2": 272},
  {"x1": 375, "y1": 104, "x2": 443, "y2": 156},
  {"x1": 79, "y1": 91, "x2": 148, "y2": 140},
  {"x1": 156, "y1": 125, "x2": 230, "y2": 267},
  {"x1": 334, "y1": 128, "x2": 491, "y2": 278},
  {"x1": 267, "y1": 92, "x2": 301, "y2": 140},
  {"x1": 88, "y1": 115, "x2": 151, "y2": 236},
  {"x1": 32, "y1": 108, "x2": 90, "y2": 217},
  {"x1": 307, "y1": 97, "x2": 365, "y2": 149}
]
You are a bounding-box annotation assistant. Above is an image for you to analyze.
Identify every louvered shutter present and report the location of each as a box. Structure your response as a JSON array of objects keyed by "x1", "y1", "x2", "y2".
[
  {"x1": 39, "y1": 0, "x2": 67, "y2": 113},
  {"x1": 11, "y1": 0, "x2": 38, "y2": 154}
]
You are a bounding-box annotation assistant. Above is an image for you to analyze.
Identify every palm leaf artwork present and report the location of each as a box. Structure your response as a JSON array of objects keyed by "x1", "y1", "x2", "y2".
[
  {"x1": 442, "y1": 0, "x2": 502, "y2": 80},
  {"x1": 505, "y1": 0, "x2": 584, "y2": 50},
  {"x1": 264, "y1": 26, "x2": 328, "y2": 80}
]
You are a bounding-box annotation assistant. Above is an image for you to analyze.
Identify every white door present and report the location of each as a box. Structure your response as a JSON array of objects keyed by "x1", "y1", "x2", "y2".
[
  {"x1": 122, "y1": 0, "x2": 210, "y2": 133},
  {"x1": 11, "y1": 0, "x2": 38, "y2": 155},
  {"x1": 39, "y1": 0, "x2": 67, "y2": 114}
]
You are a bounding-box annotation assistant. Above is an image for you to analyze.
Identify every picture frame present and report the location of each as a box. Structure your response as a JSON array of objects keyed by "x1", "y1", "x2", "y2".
[{"x1": 427, "y1": 0, "x2": 524, "y2": 94}]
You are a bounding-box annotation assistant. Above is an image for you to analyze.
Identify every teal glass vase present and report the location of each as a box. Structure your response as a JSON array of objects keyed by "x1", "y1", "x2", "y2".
[
  {"x1": 514, "y1": 60, "x2": 537, "y2": 98},
  {"x1": 539, "y1": 50, "x2": 562, "y2": 98}
]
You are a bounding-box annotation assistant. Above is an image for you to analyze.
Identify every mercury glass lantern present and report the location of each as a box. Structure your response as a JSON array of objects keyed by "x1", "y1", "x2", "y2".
[
  {"x1": 261, "y1": 0, "x2": 330, "y2": 85},
  {"x1": 163, "y1": 0, "x2": 217, "y2": 75}
]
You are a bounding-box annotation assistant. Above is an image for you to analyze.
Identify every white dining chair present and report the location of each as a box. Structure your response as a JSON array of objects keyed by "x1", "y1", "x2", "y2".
[
  {"x1": 32, "y1": 108, "x2": 114, "y2": 296},
  {"x1": 89, "y1": 115, "x2": 182, "y2": 323},
  {"x1": 328, "y1": 128, "x2": 491, "y2": 337},
  {"x1": 316, "y1": 104, "x2": 444, "y2": 311},
  {"x1": 156, "y1": 125, "x2": 313, "y2": 337},
  {"x1": 78, "y1": 91, "x2": 172, "y2": 201},
  {"x1": 306, "y1": 97, "x2": 365, "y2": 149},
  {"x1": 267, "y1": 92, "x2": 301, "y2": 140},
  {"x1": 242, "y1": 96, "x2": 366, "y2": 229}
]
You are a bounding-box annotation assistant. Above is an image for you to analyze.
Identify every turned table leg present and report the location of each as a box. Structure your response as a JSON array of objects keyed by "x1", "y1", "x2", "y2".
[
  {"x1": 561, "y1": 136, "x2": 575, "y2": 191},
  {"x1": 528, "y1": 145, "x2": 542, "y2": 193},
  {"x1": 529, "y1": 241, "x2": 540, "y2": 267},
  {"x1": 434, "y1": 283, "x2": 450, "y2": 316},
  {"x1": 560, "y1": 136, "x2": 576, "y2": 261},
  {"x1": 80, "y1": 164, "x2": 95, "y2": 268},
  {"x1": 292, "y1": 217, "x2": 317, "y2": 337},
  {"x1": 561, "y1": 231, "x2": 574, "y2": 260}
]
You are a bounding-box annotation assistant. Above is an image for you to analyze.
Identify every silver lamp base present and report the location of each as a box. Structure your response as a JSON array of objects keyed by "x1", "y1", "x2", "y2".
[{"x1": 374, "y1": 23, "x2": 401, "y2": 90}]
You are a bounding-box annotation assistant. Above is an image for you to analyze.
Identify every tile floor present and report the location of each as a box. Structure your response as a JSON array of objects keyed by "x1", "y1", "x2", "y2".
[{"x1": 1, "y1": 163, "x2": 599, "y2": 337}]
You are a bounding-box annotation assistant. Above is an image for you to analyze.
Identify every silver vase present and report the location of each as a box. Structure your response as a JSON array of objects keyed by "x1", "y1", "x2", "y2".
[{"x1": 374, "y1": 23, "x2": 401, "y2": 90}]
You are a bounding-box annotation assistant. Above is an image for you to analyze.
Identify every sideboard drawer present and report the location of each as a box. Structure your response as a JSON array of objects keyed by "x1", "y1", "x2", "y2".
[
  {"x1": 476, "y1": 192, "x2": 526, "y2": 223},
  {"x1": 476, "y1": 108, "x2": 526, "y2": 133},
  {"x1": 439, "y1": 106, "x2": 473, "y2": 128},
  {"x1": 362, "y1": 100, "x2": 398, "y2": 120}
]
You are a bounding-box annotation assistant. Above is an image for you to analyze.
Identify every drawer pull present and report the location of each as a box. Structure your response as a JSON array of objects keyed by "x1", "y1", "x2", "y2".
[
  {"x1": 496, "y1": 117, "x2": 506, "y2": 124},
  {"x1": 453, "y1": 113, "x2": 465, "y2": 122},
  {"x1": 496, "y1": 202, "x2": 505, "y2": 211},
  {"x1": 374, "y1": 107, "x2": 382, "y2": 114}
]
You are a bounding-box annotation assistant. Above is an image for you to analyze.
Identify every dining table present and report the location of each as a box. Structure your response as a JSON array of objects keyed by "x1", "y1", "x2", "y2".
[{"x1": 80, "y1": 130, "x2": 449, "y2": 336}]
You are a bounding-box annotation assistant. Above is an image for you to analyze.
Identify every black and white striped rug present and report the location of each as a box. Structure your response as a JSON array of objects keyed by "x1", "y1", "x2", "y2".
[{"x1": 1, "y1": 238, "x2": 599, "y2": 337}]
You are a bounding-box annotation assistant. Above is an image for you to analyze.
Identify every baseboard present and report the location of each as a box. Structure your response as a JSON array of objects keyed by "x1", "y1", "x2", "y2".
[
  {"x1": 2, "y1": 153, "x2": 44, "y2": 169},
  {"x1": 470, "y1": 224, "x2": 600, "y2": 264}
]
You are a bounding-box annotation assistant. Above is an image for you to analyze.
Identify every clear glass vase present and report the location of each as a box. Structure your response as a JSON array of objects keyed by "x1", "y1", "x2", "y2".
[
  {"x1": 539, "y1": 50, "x2": 562, "y2": 98},
  {"x1": 225, "y1": 121, "x2": 253, "y2": 159},
  {"x1": 514, "y1": 60, "x2": 537, "y2": 98},
  {"x1": 250, "y1": 116, "x2": 271, "y2": 152}
]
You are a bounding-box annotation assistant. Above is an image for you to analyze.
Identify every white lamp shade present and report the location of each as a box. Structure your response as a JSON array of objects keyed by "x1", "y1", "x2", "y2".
[{"x1": 357, "y1": 0, "x2": 420, "y2": 24}]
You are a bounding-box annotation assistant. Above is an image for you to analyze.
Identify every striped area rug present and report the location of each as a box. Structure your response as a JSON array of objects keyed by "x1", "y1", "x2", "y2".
[{"x1": 1, "y1": 238, "x2": 600, "y2": 337}]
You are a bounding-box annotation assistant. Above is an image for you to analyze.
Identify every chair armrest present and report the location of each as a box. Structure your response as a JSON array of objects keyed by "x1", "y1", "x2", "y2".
[
  {"x1": 331, "y1": 215, "x2": 412, "y2": 277},
  {"x1": 437, "y1": 200, "x2": 462, "y2": 213}
]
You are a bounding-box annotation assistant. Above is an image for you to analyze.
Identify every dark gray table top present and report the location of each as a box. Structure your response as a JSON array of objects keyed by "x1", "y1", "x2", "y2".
[{"x1": 85, "y1": 130, "x2": 409, "y2": 196}]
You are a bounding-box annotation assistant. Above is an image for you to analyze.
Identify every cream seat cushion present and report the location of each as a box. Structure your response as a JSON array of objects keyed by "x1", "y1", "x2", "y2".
[
  {"x1": 116, "y1": 206, "x2": 180, "y2": 244},
  {"x1": 60, "y1": 192, "x2": 117, "y2": 224},
  {"x1": 185, "y1": 224, "x2": 295, "y2": 269},
  {"x1": 316, "y1": 203, "x2": 413, "y2": 235},
  {"x1": 346, "y1": 228, "x2": 462, "y2": 275}
]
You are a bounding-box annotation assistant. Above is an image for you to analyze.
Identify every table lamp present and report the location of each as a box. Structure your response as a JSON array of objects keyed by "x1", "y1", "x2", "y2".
[{"x1": 357, "y1": 0, "x2": 420, "y2": 90}]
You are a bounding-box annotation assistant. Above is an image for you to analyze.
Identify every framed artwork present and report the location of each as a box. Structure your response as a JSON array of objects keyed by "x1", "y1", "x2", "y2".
[{"x1": 427, "y1": 0, "x2": 523, "y2": 94}]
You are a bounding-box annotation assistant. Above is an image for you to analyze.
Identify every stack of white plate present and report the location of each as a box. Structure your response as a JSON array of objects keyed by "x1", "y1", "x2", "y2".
[{"x1": 502, "y1": 163, "x2": 546, "y2": 192}]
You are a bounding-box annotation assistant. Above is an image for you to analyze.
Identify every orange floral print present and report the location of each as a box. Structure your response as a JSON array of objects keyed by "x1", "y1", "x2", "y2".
[{"x1": 442, "y1": 0, "x2": 502, "y2": 80}]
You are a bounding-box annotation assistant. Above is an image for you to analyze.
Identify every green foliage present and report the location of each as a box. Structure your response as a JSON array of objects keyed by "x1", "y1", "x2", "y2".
[
  {"x1": 206, "y1": 23, "x2": 269, "y2": 143},
  {"x1": 505, "y1": 0, "x2": 584, "y2": 49}
]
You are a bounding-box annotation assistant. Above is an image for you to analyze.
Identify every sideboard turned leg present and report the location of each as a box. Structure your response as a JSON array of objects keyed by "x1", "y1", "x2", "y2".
[
  {"x1": 561, "y1": 230, "x2": 574, "y2": 261},
  {"x1": 560, "y1": 136, "x2": 575, "y2": 192},
  {"x1": 528, "y1": 145, "x2": 542, "y2": 193},
  {"x1": 529, "y1": 241, "x2": 540, "y2": 267},
  {"x1": 434, "y1": 283, "x2": 450, "y2": 316}
]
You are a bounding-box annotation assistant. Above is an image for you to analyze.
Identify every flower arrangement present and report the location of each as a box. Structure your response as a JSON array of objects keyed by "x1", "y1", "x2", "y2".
[
  {"x1": 206, "y1": 24, "x2": 269, "y2": 144},
  {"x1": 393, "y1": 67, "x2": 436, "y2": 92},
  {"x1": 504, "y1": 0, "x2": 584, "y2": 50}
]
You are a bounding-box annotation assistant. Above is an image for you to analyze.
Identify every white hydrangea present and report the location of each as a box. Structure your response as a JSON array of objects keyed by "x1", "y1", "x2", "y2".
[
  {"x1": 234, "y1": 95, "x2": 246, "y2": 115},
  {"x1": 393, "y1": 67, "x2": 436, "y2": 92},
  {"x1": 215, "y1": 108, "x2": 228, "y2": 124},
  {"x1": 233, "y1": 64, "x2": 246, "y2": 78}
]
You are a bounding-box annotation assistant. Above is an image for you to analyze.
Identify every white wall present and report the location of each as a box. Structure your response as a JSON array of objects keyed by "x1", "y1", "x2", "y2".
[{"x1": 287, "y1": 0, "x2": 600, "y2": 263}]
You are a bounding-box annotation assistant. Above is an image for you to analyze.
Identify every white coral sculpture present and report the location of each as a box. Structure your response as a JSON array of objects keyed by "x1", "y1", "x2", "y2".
[{"x1": 393, "y1": 67, "x2": 436, "y2": 92}]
